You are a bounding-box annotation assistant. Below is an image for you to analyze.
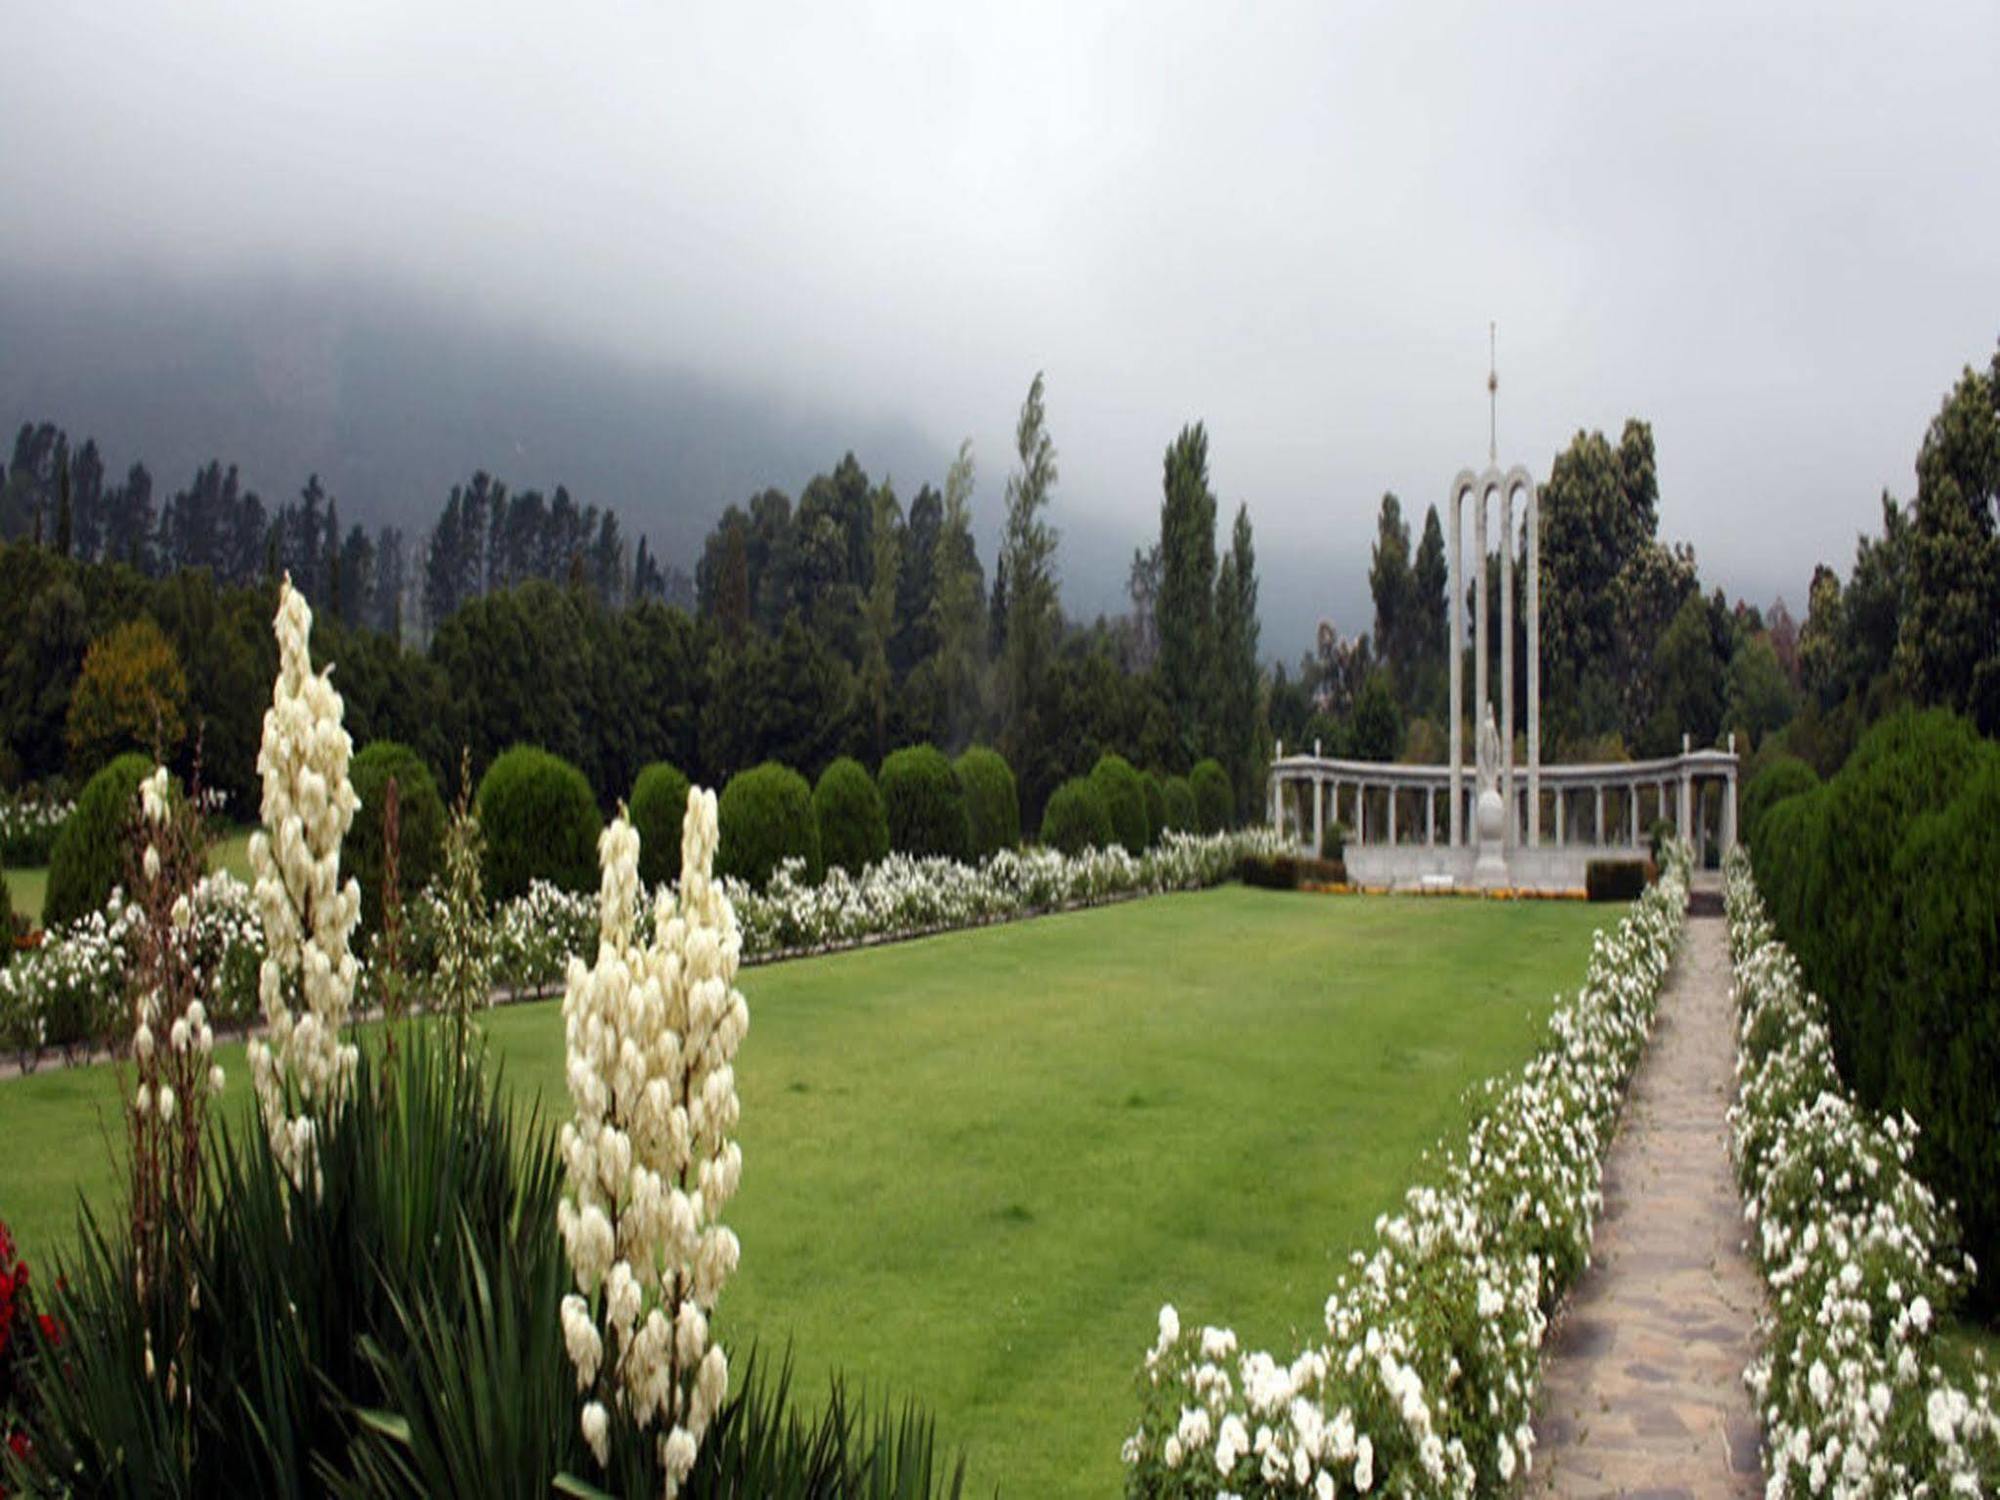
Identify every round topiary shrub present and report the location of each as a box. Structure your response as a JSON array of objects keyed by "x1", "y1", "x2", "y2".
[
  {"x1": 476, "y1": 745, "x2": 602, "y2": 903},
  {"x1": 1190, "y1": 758, "x2": 1234, "y2": 834},
  {"x1": 718, "y1": 762, "x2": 821, "y2": 888},
  {"x1": 1141, "y1": 772, "x2": 1168, "y2": 848},
  {"x1": 348, "y1": 741, "x2": 446, "y2": 934},
  {"x1": 879, "y1": 744, "x2": 971, "y2": 861},
  {"x1": 1088, "y1": 753, "x2": 1148, "y2": 855},
  {"x1": 1741, "y1": 754, "x2": 1820, "y2": 862},
  {"x1": 630, "y1": 762, "x2": 694, "y2": 888},
  {"x1": 813, "y1": 757, "x2": 889, "y2": 875},
  {"x1": 955, "y1": 747, "x2": 1020, "y2": 860},
  {"x1": 1040, "y1": 776, "x2": 1114, "y2": 855},
  {"x1": 44, "y1": 751, "x2": 153, "y2": 930},
  {"x1": 1162, "y1": 774, "x2": 1197, "y2": 835}
]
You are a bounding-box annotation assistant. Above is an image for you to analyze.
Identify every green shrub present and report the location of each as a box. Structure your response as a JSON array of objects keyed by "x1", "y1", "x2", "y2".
[
  {"x1": 1888, "y1": 759, "x2": 2000, "y2": 1316},
  {"x1": 630, "y1": 761, "x2": 693, "y2": 888},
  {"x1": 476, "y1": 746, "x2": 602, "y2": 903},
  {"x1": 0, "y1": 851, "x2": 13, "y2": 956},
  {"x1": 348, "y1": 741, "x2": 446, "y2": 934},
  {"x1": 1584, "y1": 859, "x2": 1648, "y2": 903},
  {"x1": 954, "y1": 747, "x2": 1020, "y2": 859},
  {"x1": 1190, "y1": 758, "x2": 1234, "y2": 834},
  {"x1": 879, "y1": 744, "x2": 971, "y2": 861},
  {"x1": 1039, "y1": 777, "x2": 1113, "y2": 855},
  {"x1": 1741, "y1": 754, "x2": 1820, "y2": 861},
  {"x1": 43, "y1": 751, "x2": 152, "y2": 930},
  {"x1": 718, "y1": 761, "x2": 822, "y2": 887},
  {"x1": 813, "y1": 757, "x2": 889, "y2": 875},
  {"x1": 1319, "y1": 821, "x2": 1348, "y2": 862},
  {"x1": 1161, "y1": 775, "x2": 1197, "y2": 835},
  {"x1": 1241, "y1": 853, "x2": 1345, "y2": 890},
  {"x1": 1088, "y1": 754, "x2": 1148, "y2": 855},
  {"x1": 1141, "y1": 773, "x2": 1168, "y2": 849}
]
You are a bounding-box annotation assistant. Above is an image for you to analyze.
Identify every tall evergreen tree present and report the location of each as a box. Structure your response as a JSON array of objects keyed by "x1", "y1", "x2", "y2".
[
  {"x1": 999, "y1": 372, "x2": 1060, "y2": 796},
  {"x1": 929, "y1": 440, "x2": 986, "y2": 746},
  {"x1": 1155, "y1": 422, "x2": 1217, "y2": 762}
]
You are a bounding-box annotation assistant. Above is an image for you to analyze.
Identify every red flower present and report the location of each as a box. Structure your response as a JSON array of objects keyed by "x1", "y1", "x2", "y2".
[{"x1": 33, "y1": 1315, "x2": 59, "y2": 1349}]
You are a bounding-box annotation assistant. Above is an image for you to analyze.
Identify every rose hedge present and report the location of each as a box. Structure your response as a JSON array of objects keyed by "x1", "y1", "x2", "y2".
[
  {"x1": 1725, "y1": 850, "x2": 2000, "y2": 1497},
  {"x1": 1125, "y1": 844, "x2": 1690, "y2": 1496}
]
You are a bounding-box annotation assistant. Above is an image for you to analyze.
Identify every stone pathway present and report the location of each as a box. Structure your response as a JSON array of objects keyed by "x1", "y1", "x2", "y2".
[{"x1": 1528, "y1": 875, "x2": 1765, "y2": 1498}]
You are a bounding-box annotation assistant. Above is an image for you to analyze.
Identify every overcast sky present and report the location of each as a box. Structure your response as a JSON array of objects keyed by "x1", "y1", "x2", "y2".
[{"x1": 4, "y1": 0, "x2": 1996, "y2": 653}]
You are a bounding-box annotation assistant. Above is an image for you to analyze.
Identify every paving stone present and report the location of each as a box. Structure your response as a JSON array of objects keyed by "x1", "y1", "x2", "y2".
[{"x1": 1528, "y1": 878, "x2": 1766, "y2": 1497}]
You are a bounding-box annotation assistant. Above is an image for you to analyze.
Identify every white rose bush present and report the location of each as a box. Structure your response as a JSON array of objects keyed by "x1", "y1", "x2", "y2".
[
  {"x1": 1725, "y1": 848, "x2": 2000, "y2": 1496},
  {"x1": 558, "y1": 789, "x2": 749, "y2": 1492},
  {"x1": 244, "y1": 576, "x2": 363, "y2": 1193},
  {"x1": 1124, "y1": 844, "x2": 1690, "y2": 1497}
]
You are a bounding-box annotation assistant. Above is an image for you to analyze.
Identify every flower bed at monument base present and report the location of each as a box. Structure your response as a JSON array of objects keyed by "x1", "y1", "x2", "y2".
[
  {"x1": 1122, "y1": 844, "x2": 1689, "y2": 1497},
  {"x1": 1724, "y1": 849, "x2": 2000, "y2": 1496}
]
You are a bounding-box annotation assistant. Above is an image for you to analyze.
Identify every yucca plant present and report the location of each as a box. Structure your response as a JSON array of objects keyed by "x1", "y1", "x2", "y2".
[{"x1": 7, "y1": 1027, "x2": 969, "y2": 1498}]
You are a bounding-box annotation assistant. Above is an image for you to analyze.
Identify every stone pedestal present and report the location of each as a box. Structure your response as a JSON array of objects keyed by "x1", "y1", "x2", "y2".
[{"x1": 1473, "y1": 787, "x2": 1509, "y2": 888}]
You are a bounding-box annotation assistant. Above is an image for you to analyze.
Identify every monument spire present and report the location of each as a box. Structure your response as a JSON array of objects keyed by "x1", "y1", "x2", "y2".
[{"x1": 1487, "y1": 320, "x2": 1498, "y2": 464}]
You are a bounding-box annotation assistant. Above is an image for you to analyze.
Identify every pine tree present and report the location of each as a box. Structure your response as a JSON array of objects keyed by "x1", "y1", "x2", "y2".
[{"x1": 1156, "y1": 423, "x2": 1217, "y2": 763}]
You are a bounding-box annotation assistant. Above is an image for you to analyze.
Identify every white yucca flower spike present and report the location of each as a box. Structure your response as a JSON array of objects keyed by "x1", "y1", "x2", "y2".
[
  {"x1": 559, "y1": 788, "x2": 749, "y2": 1493},
  {"x1": 244, "y1": 574, "x2": 362, "y2": 1193}
]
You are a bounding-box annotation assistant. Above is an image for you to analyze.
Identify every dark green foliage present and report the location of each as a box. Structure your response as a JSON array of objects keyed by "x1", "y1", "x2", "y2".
[
  {"x1": 953, "y1": 747, "x2": 1018, "y2": 859},
  {"x1": 476, "y1": 745, "x2": 602, "y2": 902},
  {"x1": 878, "y1": 745, "x2": 970, "y2": 862},
  {"x1": 1584, "y1": 859, "x2": 1648, "y2": 903},
  {"x1": 1319, "y1": 821, "x2": 1347, "y2": 862},
  {"x1": 6, "y1": 1033, "x2": 966, "y2": 1498},
  {"x1": 348, "y1": 741, "x2": 446, "y2": 933},
  {"x1": 718, "y1": 761, "x2": 821, "y2": 887},
  {"x1": 1160, "y1": 775, "x2": 1197, "y2": 835},
  {"x1": 1241, "y1": 853, "x2": 1346, "y2": 890},
  {"x1": 43, "y1": 751, "x2": 151, "y2": 930},
  {"x1": 1190, "y1": 758, "x2": 1233, "y2": 834},
  {"x1": 1038, "y1": 777, "x2": 1112, "y2": 855},
  {"x1": 0, "y1": 850, "x2": 13, "y2": 954},
  {"x1": 1741, "y1": 755, "x2": 1820, "y2": 861},
  {"x1": 1087, "y1": 754, "x2": 1148, "y2": 855},
  {"x1": 1753, "y1": 708, "x2": 2000, "y2": 1312},
  {"x1": 629, "y1": 761, "x2": 693, "y2": 888},
  {"x1": 1140, "y1": 773, "x2": 1167, "y2": 850},
  {"x1": 813, "y1": 757, "x2": 889, "y2": 875}
]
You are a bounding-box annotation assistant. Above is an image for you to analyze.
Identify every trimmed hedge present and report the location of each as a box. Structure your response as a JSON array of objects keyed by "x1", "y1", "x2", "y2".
[
  {"x1": 476, "y1": 745, "x2": 602, "y2": 902},
  {"x1": 348, "y1": 741, "x2": 446, "y2": 933},
  {"x1": 718, "y1": 761, "x2": 822, "y2": 888},
  {"x1": 1741, "y1": 754, "x2": 1820, "y2": 864},
  {"x1": 1752, "y1": 708, "x2": 2000, "y2": 1313},
  {"x1": 1141, "y1": 773, "x2": 1168, "y2": 849},
  {"x1": 879, "y1": 744, "x2": 971, "y2": 861},
  {"x1": 1584, "y1": 859, "x2": 1648, "y2": 903},
  {"x1": 812, "y1": 757, "x2": 889, "y2": 875},
  {"x1": 1161, "y1": 775, "x2": 1197, "y2": 835},
  {"x1": 1190, "y1": 758, "x2": 1234, "y2": 834},
  {"x1": 630, "y1": 762, "x2": 693, "y2": 888},
  {"x1": 44, "y1": 752, "x2": 152, "y2": 930},
  {"x1": 1088, "y1": 754, "x2": 1148, "y2": 855},
  {"x1": 955, "y1": 747, "x2": 1020, "y2": 859},
  {"x1": 1039, "y1": 777, "x2": 1114, "y2": 856},
  {"x1": 1241, "y1": 852, "x2": 1346, "y2": 890}
]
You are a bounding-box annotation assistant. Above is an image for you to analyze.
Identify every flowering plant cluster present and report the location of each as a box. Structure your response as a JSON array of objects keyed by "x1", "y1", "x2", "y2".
[
  {"x1": 0, "y1": 793, "x2": 72, "y2": 868},
  {"x1": 1124, "y1": 844, "x2": 1690, "y2": 1497},
  {"x1": 558, "y1": 790, "x2": 748, "y2": 1491},
  {"x1": 245, "y1": 577, "x2": 362, "y2": 1193},
  {"x1": 0, "y1": 1219, "x2": 61, "y2": 1483},
  {"x1": 1724, "y1": 849, "x2": 2000, "y2": 1496},
  {"x1": 0, "y1": 872, "x2": 260, "y2": 1071}
]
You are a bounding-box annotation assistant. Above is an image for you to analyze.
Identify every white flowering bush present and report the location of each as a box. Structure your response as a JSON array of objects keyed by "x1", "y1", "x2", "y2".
[
  {"x1": 245, "y1": 577, "x2": 363, "y2": 1192},
  {"x1": 558, "y1": 790, "x2": 749, "y2": 1491},
  {"x1": 1124, "y1": 845, "x2": 1690, "y2": 1497},
  {"x1": 1725, "y1": 849, "x2": 2000, "y2": 1497},
  {"x1": 0, "y1": 872, "x2": 261, "y2": 1070},
  {"x1": 0, "y1": 791, "x2": 73, "y2": 866}
]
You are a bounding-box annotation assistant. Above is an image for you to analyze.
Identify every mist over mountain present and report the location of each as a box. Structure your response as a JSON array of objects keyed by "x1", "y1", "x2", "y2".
[{"x1": 0, "y1": 267, "x2": 955, "y2": 586}]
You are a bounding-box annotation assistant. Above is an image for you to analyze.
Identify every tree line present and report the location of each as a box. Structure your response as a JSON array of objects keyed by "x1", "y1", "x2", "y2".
[{"x1": 0, "y1": 374, "x2": 1270, "y2": 832}]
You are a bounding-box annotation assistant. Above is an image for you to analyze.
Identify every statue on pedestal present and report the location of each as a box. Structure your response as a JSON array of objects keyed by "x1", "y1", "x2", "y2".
[
  {"x1": 1473, "y1": 701, "x2": 1508, "y2": 886},
  {"x1": 1476, "y1": 702, "x2": 1501, "y2": 796}
]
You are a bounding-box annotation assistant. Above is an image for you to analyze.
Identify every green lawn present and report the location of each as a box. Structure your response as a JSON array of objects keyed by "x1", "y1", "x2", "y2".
[
  {"x1": 3, "y1": 827, "x2": 255, "y2": 929},
  {"x1": 0, "y1": 886, "x2": 1604, "y2": 1494}
]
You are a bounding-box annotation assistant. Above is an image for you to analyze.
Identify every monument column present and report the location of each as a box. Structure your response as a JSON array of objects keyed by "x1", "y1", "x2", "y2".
[
  {"x1": 1387, "y1": 786, "x2": 1398, "y2": 845},
  {"x1": 1448, "y1": 476, "x2": 1466, "y2": 847},
  {"x1": 1312, "y1": 776, "x2": 1323, "y2": 853}
]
